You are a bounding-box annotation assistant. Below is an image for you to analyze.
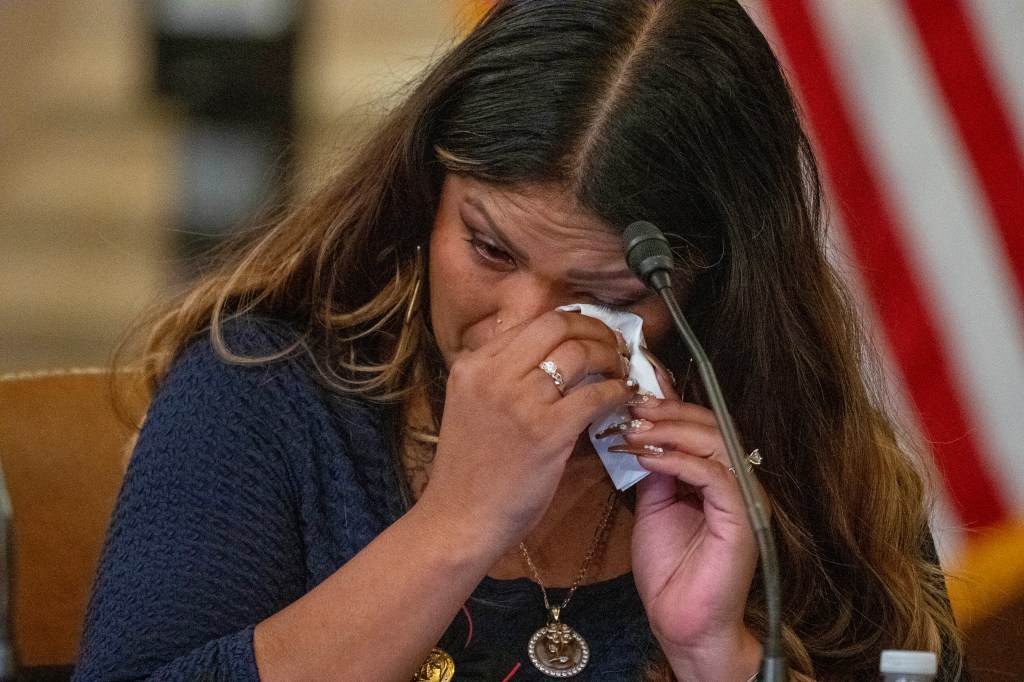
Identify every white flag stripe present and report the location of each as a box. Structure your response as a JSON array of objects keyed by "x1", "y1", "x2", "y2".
[
  {"x1": 827, "y1": 199, "x2": 969, "y2": 562},
  {"x1": 964, "y1": 0, "x2": 1024, "y2": 156},
  {"x1": 811, "y1": 0, "x2": 1024, "y2": 512}
]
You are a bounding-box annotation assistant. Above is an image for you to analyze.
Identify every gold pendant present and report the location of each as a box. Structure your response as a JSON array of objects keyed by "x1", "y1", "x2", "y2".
[
  {"x1": 527, "y1": 608, "x2": 590, "y2": 678},
  {"x1": 412, "y1": 647, "x2": 455, "y2": 682}
]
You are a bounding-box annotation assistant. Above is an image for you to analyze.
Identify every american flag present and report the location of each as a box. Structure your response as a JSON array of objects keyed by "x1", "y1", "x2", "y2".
[{"x1": 747, "y1": 0, "x2": 1024, "y2": 635}]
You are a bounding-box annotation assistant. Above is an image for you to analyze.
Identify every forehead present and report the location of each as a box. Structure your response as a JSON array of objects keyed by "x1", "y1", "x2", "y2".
[{"x1": 442, "y1": 175, "x2": 623, "y2": 255}]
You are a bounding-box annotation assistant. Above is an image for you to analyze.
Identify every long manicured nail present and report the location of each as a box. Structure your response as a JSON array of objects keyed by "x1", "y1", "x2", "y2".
[
  {"x1": 595, "y1": 418, "x2": 653, "y2": 439},
  {"x1": 639, "y1": 346, "x2": 676, "y2": 387},
  {"x1": 613, "y1": 329, "x2": 629, "y2": 356},
  {"x1": 626, "y1": 391, "x2": 658, "y2": 405},
  {"x1": 608, "y1": 443, "x2": 664, "y2": 457}
]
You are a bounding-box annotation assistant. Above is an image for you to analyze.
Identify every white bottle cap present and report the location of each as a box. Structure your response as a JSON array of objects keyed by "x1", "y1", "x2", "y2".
[{"x1": 880, "y1": 650, "x2": 938, "y2": 675}]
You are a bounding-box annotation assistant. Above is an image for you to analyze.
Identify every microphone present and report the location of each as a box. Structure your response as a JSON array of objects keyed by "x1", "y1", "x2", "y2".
[
  {"x1": 622, "y1": 221, "x2": 674, "y2": 290},
  {"x1": 622, "y1": 221, "x2": 787, "y2": 682}
]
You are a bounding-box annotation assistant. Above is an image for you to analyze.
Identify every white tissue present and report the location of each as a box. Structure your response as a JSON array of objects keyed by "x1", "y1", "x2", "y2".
[{"x1": 557, "y1": 304, "x2": 664, "y2": 490}]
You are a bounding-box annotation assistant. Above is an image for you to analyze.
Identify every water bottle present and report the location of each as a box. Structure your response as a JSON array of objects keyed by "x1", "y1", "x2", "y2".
[{"x1": 880, "y1": 650, "x2": 937, "y2": 682}]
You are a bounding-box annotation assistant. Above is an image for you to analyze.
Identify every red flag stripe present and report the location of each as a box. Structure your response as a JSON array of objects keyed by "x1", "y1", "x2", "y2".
[
  {"x1": 763, "y1": 0, "x2": 1009, "y2": 529},
  {"x1": 904, "y1": 0, "x2": 1024, "y2": 305}
]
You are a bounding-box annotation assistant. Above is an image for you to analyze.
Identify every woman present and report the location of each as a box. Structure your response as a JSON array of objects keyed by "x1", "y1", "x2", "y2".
[{"x1": 76, "y1": 1, "x2": 966, "y2": 680}]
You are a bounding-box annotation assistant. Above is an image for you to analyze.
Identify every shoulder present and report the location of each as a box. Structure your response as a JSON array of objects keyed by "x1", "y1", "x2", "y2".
[
  {"x1": 138, "y1": 315, "x2": 387, "y2": 482},
  {"x1": 155, "y1": 315, "x2": 381, "y2": 432},
  {"x1": 159, "y1": 315, "x2": 306, "y2": 400}
]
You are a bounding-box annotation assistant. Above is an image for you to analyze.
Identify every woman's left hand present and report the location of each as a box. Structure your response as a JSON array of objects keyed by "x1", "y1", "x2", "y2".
[{"x1": 625, "y1": 372, "x2": 764, "y2": 680}]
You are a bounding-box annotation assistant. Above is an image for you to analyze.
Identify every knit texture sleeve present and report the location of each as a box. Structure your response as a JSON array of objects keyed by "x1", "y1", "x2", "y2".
[{"x1": 74, "y1": 321, "x2": 322, "y2": 681}]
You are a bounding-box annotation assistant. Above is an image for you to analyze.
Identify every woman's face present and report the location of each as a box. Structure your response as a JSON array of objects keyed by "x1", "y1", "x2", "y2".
[{"x1": 428, "y1": 174, "x2": 673, "y2": 367}]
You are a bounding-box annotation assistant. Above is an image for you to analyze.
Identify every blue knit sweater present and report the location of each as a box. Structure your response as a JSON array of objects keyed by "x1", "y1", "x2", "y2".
[{"x1": 74, "y1": 319, "x2": 657, "y2": 681}]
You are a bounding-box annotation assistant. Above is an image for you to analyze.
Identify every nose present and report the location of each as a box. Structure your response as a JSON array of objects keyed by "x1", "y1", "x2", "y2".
[{"x1": 496, "y1": 274, "x2": 568, "y2": 328}]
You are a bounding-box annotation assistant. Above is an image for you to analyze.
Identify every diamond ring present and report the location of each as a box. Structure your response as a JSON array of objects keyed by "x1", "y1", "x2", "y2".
[
  {"x1": 729, "y1": 448, "x2": 762, "y2": 476},
  {"x1": 539, "y1": 360, "x2": 565, "y2": 395}
]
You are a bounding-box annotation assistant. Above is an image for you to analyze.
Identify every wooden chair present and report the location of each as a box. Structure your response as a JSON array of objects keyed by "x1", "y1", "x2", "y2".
[
  {"x1": 0, "y1": 369, "x2": 147, "y2": 674},
  {"x1": 950, "y1": 523, "x2": 1024, "y2": 681}
]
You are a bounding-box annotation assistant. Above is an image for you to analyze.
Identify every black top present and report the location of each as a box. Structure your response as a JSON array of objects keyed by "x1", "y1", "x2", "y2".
[
  {"x1": 74, "y1": 317, "x2": 966, "y2": 680},
  {"x1": 74, "y1": 318, "x2": 657, "y2": 680}
]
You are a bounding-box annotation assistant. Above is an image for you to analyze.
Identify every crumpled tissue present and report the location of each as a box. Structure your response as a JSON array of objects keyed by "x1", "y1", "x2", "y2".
[{"x1": 557, "y1": 304, "x2": 664, "y2": 490}]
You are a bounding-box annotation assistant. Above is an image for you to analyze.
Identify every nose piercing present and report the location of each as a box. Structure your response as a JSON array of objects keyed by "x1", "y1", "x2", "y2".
[{"x1": 497, "y1": 318, "x2": 503, "y2": 325}]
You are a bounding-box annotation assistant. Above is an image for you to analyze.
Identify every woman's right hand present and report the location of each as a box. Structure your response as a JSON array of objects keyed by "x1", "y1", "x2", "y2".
[
  {"x1": 418, "y1": 310, "x2": 634, "y2": 553},
  {"x1": 255, "y1": 313, "x2": 632, "y2": 682}
]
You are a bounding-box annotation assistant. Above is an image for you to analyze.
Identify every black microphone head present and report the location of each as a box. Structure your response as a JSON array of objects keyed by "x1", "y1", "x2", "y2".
[{"x1": 622, "y1": 221, "x2": 674, "y2": 287}]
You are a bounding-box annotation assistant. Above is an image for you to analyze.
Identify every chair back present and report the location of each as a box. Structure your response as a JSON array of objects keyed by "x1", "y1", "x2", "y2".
[{"x1": 0, "y1": 369, "x2": 146, "y2": 667}]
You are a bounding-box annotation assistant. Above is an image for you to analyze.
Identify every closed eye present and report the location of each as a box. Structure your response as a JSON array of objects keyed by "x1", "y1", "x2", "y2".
[
  {"x1": 582, "y1": 296, "x2": 646, "y2": 310},
  {"x1": 465, "y1": 233, "x2": 516, "y2": 270}
]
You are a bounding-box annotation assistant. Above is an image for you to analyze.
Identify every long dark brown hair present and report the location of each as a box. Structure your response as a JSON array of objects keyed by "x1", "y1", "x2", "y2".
[{"x1": 129, "y1": 1, "x2": 963, "y2": 678}]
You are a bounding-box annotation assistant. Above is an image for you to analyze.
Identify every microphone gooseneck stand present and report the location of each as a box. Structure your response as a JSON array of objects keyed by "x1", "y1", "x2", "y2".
[{"x1": 622, "y1": 222, "x2": 787, "y2": 682}]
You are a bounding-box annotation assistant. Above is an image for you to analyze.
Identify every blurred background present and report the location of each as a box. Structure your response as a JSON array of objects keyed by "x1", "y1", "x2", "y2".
[
  {"x1": 0, "y1": 0, "x2": 1021, "y2": 679},
  {"x1": 0, "y1": 0, "x2": 471, "y2": 371}
]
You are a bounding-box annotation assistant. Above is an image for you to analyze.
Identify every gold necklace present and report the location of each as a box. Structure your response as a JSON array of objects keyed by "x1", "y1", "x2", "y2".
[{"x1": 520, "y1": 489, "x2": 620, "y2": 678}]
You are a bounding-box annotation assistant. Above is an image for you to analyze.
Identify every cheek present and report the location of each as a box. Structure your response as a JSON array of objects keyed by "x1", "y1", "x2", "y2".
[
  {"x1": 428, "y1": 249, "x2": 461, "y2": 342},
  {"x1": 635, "y1": 301, "x2": 673, "y2": 351},
  {"x1": 635, "y1": 281, "x2": 693, "y2": 355},
  {"x1": 428, "y1": 234, "x2": 492, "y2": 360}
]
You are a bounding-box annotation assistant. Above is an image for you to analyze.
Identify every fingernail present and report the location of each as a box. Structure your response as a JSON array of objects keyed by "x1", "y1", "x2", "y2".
[
  {"x1": 620, "y1": 355, "x2": 631, "y2": 378},
  {"x1": 639, "y1": 347, "x2": 676, "y2": 387},
  {"x1": 608, "y1": 443, "x2": 664, "y2": 457},
  {"x1": 626, "y1": 391, "x2": 658, "y2": 405},
  {"x1": 595, "y1": 418, "x2": 653, "y2": 439},
  {"x1": 614, "y1": 329, "x2": 629, "y2": 356}
]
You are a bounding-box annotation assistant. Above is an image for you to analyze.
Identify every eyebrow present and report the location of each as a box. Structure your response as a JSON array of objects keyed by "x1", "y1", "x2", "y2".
[
  {"x1": 463, "y1": 193, "x2": 642, "y2": 286},
  {"x1": 462, "y1": 196, "x2": 531, "y2": 264},
  {"x1": 565, "y1": 268, "x2": 638, "y2": 283}
]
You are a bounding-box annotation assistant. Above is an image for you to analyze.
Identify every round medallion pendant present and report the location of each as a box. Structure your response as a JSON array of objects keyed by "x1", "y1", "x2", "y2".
[
  {"x1": 527, "y1": 622, "x2": 591, "y2": 678},
  {"x1": 412, "y1": 648, "x2": 455, "y2": 682}
]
